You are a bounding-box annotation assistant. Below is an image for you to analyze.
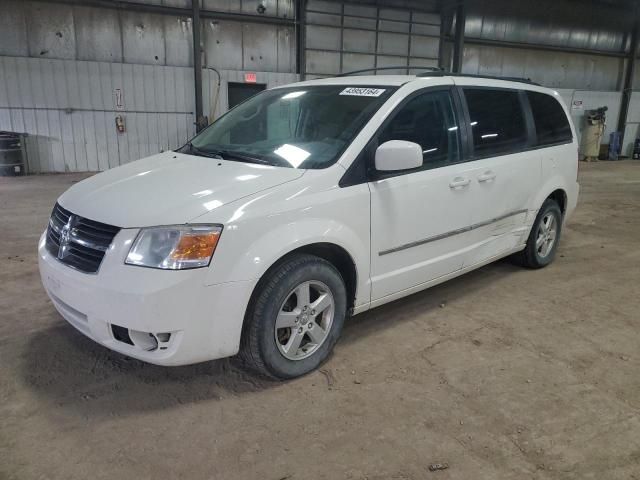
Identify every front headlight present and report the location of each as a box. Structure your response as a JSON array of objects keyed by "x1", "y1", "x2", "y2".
[{"x1": 125, "y1": 225, "x2": 222, "y2": 270}]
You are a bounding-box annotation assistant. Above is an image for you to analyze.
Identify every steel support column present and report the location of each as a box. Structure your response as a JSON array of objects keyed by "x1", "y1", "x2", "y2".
[
  {"x1": 192, "y1": 0, "x2": 205, "y2": 132},
  {"x1": 438, "y1": 9, "x2": 454, "y2": 70},
  {"x1": 452, "y1": 2, "x2": 466, "y2": 73},
  {"x1": 295, "y1": 0, "x2": 306, "y2": 79},
  {"x1": 617, "y1": 18, "x2": 639, "y2": 150}
]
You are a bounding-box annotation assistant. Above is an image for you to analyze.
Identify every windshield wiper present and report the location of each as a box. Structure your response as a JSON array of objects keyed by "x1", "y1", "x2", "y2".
[
  {"x1": 210, "y1": 149, "x2": 271, "y2": 165},
  {"x1": 182, "y1": 143, "x2": 280, "y2": 166},
  {"x1": 182, "y1": 142, "x2": 224, "y2": 159}
]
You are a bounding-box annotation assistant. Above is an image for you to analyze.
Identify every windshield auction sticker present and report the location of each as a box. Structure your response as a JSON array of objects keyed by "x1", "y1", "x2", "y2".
[{"x1": 339, "y1": 87, "x2": 386, "y2": 97}]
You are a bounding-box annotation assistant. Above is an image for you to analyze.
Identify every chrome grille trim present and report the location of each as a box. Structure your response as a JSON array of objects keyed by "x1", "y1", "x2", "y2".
[{"x1": 45, "y1": 203, "x2": 120, "y2": 274}]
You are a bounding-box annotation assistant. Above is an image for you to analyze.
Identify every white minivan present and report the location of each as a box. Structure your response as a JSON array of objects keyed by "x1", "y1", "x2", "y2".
[{"x1": 39, "y1": 73, "x2": 579, "y2": 379}]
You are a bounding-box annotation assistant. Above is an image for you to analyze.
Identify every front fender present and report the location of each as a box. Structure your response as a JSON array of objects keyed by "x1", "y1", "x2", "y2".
[
  {"x1": 229, "y1": 218, "x2": 368, "y2": 302},
  {"x1": 201, "y1": 178, "x2": 372, "y2": 309}
]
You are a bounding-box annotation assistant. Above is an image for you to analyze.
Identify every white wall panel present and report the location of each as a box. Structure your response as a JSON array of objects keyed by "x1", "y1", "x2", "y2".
[
  {"x1": 571, "y1": 91, "x2": 622, "y2": 149},
  {"x1": 622, "y1": 92, "x2": 640, "y2": 157},
  {"x1": 0, "y1": 56, "x2": 197, "y2": 173},
  {"x1": 551, "y1": 88, "x2": 624, "y2": 154},
  {"x1": 0, "y1": 56, "x2": 298, "y2": 173}
]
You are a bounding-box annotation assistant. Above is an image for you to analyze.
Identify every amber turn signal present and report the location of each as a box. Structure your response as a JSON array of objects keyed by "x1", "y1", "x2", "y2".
[{"x1": 170, "y1": 231, "x2": 221, "y2": 261}]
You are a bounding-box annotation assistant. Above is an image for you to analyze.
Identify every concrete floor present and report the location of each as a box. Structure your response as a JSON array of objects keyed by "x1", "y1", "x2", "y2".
[{"x1": 1, "y1": 161, "x2": 639, "y2": 480}]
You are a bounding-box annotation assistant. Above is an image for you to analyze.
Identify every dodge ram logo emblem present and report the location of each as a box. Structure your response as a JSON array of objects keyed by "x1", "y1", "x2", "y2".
[{"x1": 58, "y1": 215, "x2": 76, "y2": 260}]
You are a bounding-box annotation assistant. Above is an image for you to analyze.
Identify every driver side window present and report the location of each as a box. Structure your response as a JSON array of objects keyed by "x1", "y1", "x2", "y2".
[{"x1": 379, "y1": 90, "x2": 461, "y2": 170}]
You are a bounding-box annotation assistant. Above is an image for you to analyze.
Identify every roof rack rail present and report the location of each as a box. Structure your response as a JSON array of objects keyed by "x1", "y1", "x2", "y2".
[
  {"x1": 416, "y1": 71, "x2": 540, "y2": 85},
  {"x1": 336, "y1": 66, "x2": 444, "y2": 77}
]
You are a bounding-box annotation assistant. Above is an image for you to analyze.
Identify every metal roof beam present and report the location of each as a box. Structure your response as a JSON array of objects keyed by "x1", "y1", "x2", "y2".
[
  {"x1": 444, "y1": 36, "x2": 628, "y2": 59},
  {"x1": 36, "y1": 0, "x2": 297, "y2": 26}
]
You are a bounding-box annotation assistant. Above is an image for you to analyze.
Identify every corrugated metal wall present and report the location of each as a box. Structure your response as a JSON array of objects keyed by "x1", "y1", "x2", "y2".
[
  {"x1": 1, "y1": 0, "x2": 640, "y2": 170},
  {"x1": 457, "y1": 0, "x2": 638, "y2": 154},
  {"x1": 464, "y1": 1, "x2": 627, "y2": 53},
  {"x1": 461, "y1": 0, "x2": 627, "y2": 90},
  {"x1": 0, "y1": 56, "x2": 196, "y2": 173},
  {"x1": 203, "y1": 70, "x2": 298, "y2": 118},
  {"x1": 0, "y1": 0, "x2": 296, "y2": 69},
  {"x1": 555, "y1": 89, "x2": 623, "y2": 153},
  {"x1": 462, "y1": 45, "x2": 624, "y2": 91},
  {"x1": 0, "y1": 57, "x2": 298, "y2": 173},
  {"x1": 304, "y1": 0, "x2": 441, "y2": 77},
  {"x1": 624, "y1": 92, "x2": 640, "y2": 156},
  {"x1": 0, "y1": 1, "x2": 193, "y2": 66},
  {"x1": 202, "y1": 18, "x2": 295, "y2": 72},
  {"x1": 0, "y1": 0, "x2": 297, "y2": 172}
]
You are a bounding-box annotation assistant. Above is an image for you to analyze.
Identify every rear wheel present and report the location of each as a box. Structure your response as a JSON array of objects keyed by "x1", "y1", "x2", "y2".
[
  {"x1": 517, "y1": 198, "x2": 563, "y2": 268},
  {"x1": 240, "y1": 254, "x2": 347, "y2": 379}
]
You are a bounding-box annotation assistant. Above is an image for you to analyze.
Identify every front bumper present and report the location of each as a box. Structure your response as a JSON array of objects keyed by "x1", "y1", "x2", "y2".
[{"x1": 38, "y1": 230, "x2": 255, "y2": 366}]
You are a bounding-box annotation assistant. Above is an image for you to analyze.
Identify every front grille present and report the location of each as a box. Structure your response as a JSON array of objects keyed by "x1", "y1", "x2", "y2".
[{"x1": 45, "y1": 203, "x2": 120, "y2": 274}]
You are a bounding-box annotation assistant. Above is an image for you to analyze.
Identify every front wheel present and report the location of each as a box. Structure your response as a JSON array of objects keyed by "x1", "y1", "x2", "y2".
[
  {"x1": 517, "y1": 198, "x2": 563, "y2": 268},
  {"x1": 240, "y1": 254, "x2": 347, "y2": 379}
]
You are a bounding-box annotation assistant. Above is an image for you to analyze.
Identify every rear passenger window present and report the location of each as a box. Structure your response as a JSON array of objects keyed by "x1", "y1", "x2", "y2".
[
  {"x1": 378, "y1": 90, "x2": 460, "y2": 170},
  {"x1": 527, "y1": 91, "x2": 572, "y2": 146},
  {"x1": 464, "y1": 88, "x2": 528, "y2": 157}
]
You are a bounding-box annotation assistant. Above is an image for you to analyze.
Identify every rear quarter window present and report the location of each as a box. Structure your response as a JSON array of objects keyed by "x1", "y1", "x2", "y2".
[{"x1": 526, "y1": 91, "x2": 573, "y2": 146}]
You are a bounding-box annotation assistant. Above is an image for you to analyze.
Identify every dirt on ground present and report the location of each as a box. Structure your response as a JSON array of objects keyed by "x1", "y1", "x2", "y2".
[{"x1": 1, "y1": 161, "x2": 639, "y2": 480}]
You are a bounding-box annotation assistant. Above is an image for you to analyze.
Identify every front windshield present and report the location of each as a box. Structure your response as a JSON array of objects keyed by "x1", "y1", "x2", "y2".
[{"x1": 184, "y1": 85, "x2": 396, "y2": 169}]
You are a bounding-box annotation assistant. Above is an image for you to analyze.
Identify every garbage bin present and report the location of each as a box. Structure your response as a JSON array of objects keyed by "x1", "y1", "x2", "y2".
[{"x1": 0, "y1": 131, "x2": 26, "y2": 176}]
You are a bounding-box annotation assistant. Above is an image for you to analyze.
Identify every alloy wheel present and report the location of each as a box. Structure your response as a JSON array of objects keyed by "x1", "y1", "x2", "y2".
[
  {"x1": 536, "y1": 213, "x2": 558, "y2": 258},
  {"x1": 274, "y1": 280, "x2": 335, "y2": 361}
]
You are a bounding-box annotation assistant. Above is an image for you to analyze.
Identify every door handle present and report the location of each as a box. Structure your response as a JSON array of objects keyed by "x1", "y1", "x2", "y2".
[
  {"x1": 449, "y1": 177, "x2": 470, "y2": 189},
  {"x1": 477, "y1": 171, "x2": 497, "y2": 183}
]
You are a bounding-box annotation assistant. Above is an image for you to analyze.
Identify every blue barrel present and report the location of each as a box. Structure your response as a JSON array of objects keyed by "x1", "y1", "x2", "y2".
[{"x1": 608, "y1": 131, "x2": 621, "y2": 160}]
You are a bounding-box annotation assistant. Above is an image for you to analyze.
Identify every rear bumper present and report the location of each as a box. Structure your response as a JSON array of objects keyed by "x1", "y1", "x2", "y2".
[{"x1": 38, "y1": 231, "x2": 255, "y2": 366}]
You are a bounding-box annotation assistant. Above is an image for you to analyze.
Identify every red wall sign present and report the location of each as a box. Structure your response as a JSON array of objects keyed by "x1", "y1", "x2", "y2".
[{"x1": 244, "y1": 72, "x2": 257, "y2": 83}]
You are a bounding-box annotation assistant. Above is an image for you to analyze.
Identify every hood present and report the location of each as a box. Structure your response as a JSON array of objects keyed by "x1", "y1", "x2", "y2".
[{"x1": 58, "y1": 152, "x2": 305, "y2": 227}]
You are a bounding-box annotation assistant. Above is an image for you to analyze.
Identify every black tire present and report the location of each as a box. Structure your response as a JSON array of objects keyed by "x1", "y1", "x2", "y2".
[
  {"x1": 516, "y1": 198, "x2": 563, "y2": 268},
  {"x1": 239, "y1": 253, "x2": 347, "y2": 379}
]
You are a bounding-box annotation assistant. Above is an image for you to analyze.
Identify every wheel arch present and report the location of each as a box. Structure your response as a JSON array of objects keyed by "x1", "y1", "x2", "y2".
[
  {"x1": 246, "y1": 242, "x2": 359, "y2": 317},
  {"x1": 547, "y1": 188, "x2": 567, "y2": 215},
  {"x1": 531, "y1": 177, "x2": 569, "y2": 220}
]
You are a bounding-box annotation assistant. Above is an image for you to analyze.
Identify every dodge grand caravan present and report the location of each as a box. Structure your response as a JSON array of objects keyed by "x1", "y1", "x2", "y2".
[{"x1": 38, "y1": 73, "x2": 579, "y2": 379}]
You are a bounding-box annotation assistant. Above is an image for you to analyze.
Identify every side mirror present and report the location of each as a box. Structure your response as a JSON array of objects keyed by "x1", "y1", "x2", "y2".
[{"x1": 375, "y1": 140, "x2": 423, "y2": 172}]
